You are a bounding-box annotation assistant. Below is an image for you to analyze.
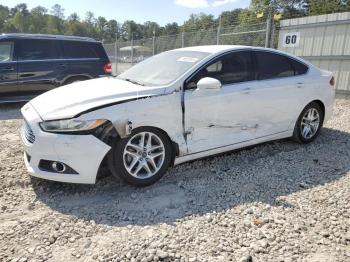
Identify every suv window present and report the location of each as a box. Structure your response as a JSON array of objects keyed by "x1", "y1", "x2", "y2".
[
  {"x1": 255, "y1": 51, "x2": 295, "y2": 80},
  {"x1": 186, "y1": 51, "x2": 253, "y2": 89},
  {"x1": 18, "y1": 39, "x2": 57, "y2": 61},
  {"x1": 60, "y1": 41, "x2": 98, "y2": 59},
  {"x1": 0, "y1": 42, "x2": 14, "y2": 62}
]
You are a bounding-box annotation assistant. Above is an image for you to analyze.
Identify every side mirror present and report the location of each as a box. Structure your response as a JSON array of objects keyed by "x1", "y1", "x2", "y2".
[{"x1": 197, "y1": 77, "x2": 222, "y2": 91}]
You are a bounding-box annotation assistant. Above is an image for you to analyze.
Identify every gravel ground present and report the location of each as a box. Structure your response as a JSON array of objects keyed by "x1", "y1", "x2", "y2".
[{"x1": 0, "y1": 97, "x2": 349, "y2": 262}]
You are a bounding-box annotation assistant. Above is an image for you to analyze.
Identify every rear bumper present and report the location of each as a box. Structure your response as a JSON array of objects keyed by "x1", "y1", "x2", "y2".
[
  {"x1": 20, "y1": 103, "x2": 111, "y2": 184},
  {"x1": 323, "y1": 88, "x2": 336, "y2": 124}
]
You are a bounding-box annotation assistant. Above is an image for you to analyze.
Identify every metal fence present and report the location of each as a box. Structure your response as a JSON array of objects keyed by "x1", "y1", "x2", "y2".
[
  {"x1": 104, "y1": 22, "x2": 270, "y2": 75},
  {"x1": 278, "y1": 12, "x2": 350, "y2": 94}
]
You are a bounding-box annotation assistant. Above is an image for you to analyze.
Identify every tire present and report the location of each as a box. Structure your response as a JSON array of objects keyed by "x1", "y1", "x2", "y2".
[
  {"x1": 64, "y1": 76, "x2": 89, "y2": 85},
  {"x1": 108, "y1": 127, "x2": 173, "y2": 187},
  {"x1": 292, "y1": 102, "x2": 324, "y2": 143}
]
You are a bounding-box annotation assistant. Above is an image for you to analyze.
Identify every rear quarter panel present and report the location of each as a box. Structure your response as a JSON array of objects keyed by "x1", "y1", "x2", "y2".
[{"x1": 289, "y1": 67, "x2": 334, "y2": 129}]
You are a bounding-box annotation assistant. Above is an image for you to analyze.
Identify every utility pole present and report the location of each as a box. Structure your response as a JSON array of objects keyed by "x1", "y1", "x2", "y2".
[
  {"x1": 114, "y1": 22, "x2": 118, "y2": 75},
  {"x1": 182, "y1": 30, "x2": 185, "y2": 48},
  {"x1": 217, "y1": 15, "x2": 221, "y2": 45},
  {"x1": 152, "y1": 29, "x2": 155, "y2": 56},
  {"x1": 265, "y1": 1, "x2": 274, "y2": 48},
  {"x1": 131, "y1": 32, "x2": 134, "y2": 66}
]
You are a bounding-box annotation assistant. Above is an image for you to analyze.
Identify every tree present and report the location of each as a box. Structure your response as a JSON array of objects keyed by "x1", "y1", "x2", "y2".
[
  {"x1": 85, "y1": 11, "x2": 95, "y2": 25},
  {"x1": 96, "y1": 16, "x2": 108, "y2": 40},
  {"x1": 0, "y1": 5, "x2": 10, "y2": 32},
  {"x1": 65, "y1": 13, "x2": 88, "y2": 36},
  {"x1": 29, "y1": 6, "x2": 48, "y2": 33},
  {"x1": 12, "y1": 11, "x2": 27, "y2": 32},
  {"x1": 220, "y1": 9, "x2": 243, "y2": 27},
  {"x1": 104, "y1": 19, "x2": 119, "y2": 42},
  {"x1": 308, "y1": 0, "x2": 350, "y2": 15},
  {"x1": 67, "y1": 13, "x2": 80, "y2": 22},
  {"x1": 142, "y1": 21, "x2": 161, "y2": 37},
  {"x1": 250, "y1": 0, "x2": 308, "y2": 19},
  {"x1": 183, "y1": 13, "x2": 215, "y2": 32},
  {"x1": 164, "y1": 22, "x2": 180, "y2": 35},
  {"x1": 48, "y1": 4, "x2": 65, "y2": 34},
  {"x1": 10, "y1": 3, "x2": 29, "y2": 17},
  {"x1": 121, "y1": 20, "x2": 140, "y2": 40},
  {"x1": 51, "y1": 4, "x2": 64, "y2": 19}
]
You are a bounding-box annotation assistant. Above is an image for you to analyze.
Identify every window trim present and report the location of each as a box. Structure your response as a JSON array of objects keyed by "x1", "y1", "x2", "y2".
[
  {"x1": 252, "y1": 50, "x2": 309, "y2": 81},
  {"x1": 0, "y1": 41, "x2": 15, "y2": 62},
  {"x1": 184, "y1": 48, "x2": 255, "y2": 91}
]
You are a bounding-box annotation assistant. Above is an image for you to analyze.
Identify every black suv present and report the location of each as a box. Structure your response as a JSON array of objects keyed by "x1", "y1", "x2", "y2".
[{"x1": 0, "y1": 33, "x2": 111, "y2": 103}]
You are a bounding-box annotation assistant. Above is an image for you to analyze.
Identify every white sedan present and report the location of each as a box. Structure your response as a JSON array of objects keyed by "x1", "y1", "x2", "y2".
[{"x1": 21, "y1": 45, "x2": 335, "y2": 187}]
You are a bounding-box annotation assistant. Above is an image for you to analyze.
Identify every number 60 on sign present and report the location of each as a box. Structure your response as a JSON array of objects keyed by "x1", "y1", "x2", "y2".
[{"x1": 282, "y1": 32, "x2": 300, "y2": 47}]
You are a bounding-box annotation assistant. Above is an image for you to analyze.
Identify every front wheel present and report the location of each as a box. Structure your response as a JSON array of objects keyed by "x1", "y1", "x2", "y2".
[
  {"x1": 292, "y1": 102, "x2": 324, "y2": 143},
  {"x1": 108, "y1": 127, "x2": 173, "y2": 187}
]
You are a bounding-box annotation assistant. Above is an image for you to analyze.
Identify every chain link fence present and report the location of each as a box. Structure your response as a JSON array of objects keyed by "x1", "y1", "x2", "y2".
[{"x1": 104, "y1": 22, "x2": 272, "y2": 75}]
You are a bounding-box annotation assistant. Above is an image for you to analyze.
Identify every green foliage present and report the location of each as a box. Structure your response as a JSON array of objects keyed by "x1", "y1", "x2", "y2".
[
  {"x1": 0, "y1": 1, "x2": 349, "y2": 43},
  {"x1": 308, "y1": 0, "x2": 350, "y2": 15}
]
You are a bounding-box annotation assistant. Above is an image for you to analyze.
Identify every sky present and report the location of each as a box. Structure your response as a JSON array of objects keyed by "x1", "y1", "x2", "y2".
[{"x1": 2, "y1": 0, "x2": 251, "y2": 25}]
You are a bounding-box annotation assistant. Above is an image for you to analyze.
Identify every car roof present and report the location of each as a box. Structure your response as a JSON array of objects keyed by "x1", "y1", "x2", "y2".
[
  {"x1": 175, "y1": 45, "x2": 252, "y2": 54},
  {"x1": 173, "y1": 45, "x2": 312, "y2": 65},
  {"x1": 0, "y1": 33, "x2": 97, "y2": 42},
  {"x1": 173, "y1": 45, "x2": 296, "y2": 56}
]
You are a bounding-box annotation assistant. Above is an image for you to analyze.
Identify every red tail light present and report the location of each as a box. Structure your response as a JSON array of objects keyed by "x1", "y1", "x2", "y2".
[
  {"x1": 329, "y1": 76, "x2": 335, "y2": 86},
  {"x1": 104, "y1": 62, "x2": 112, "y2": 74}
]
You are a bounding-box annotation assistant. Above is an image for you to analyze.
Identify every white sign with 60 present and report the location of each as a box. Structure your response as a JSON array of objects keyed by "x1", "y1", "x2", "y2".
[{"x1": 282, "y1": 32, "x2": 300, "y2": 47}]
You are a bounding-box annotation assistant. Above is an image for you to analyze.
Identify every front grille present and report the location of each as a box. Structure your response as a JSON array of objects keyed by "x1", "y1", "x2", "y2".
[{"x1": 23, "y1": 120, "x2": 35, "y2": 144}]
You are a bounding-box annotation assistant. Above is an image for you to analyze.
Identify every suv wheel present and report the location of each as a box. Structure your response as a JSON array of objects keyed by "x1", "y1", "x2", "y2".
[{"x1": 64, "y1": 76, "x2": 88, "y2": 85}]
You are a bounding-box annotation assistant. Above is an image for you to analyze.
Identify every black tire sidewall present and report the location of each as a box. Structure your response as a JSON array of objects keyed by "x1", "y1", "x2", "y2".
[
  {"x1": 109, "y1": 127, "x2": 173, "y2": 187},
  {"x1": 294, "y1": 102, "x2": 324, "y2": 143}
]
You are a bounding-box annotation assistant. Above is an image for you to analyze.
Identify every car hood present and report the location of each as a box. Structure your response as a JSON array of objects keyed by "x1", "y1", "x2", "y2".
[{"x1": 29, "y1": 77, "x2": 167, "y2": 120}]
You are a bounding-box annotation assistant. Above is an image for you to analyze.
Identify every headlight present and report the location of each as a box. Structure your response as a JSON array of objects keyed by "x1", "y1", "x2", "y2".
[{"x1": 39, "y1": 119, "x2": 108, "y2": 133}]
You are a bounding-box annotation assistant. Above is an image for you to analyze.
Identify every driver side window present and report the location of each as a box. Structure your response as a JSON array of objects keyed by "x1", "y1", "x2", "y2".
[{"x1": 186, "y1": 51, "x2": 253, "y2": 89}]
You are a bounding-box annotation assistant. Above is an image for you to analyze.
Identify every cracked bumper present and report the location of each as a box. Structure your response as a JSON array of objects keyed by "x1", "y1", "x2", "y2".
[{"x1": 20, "y1": 103, "x2": 111, "y2": 184}]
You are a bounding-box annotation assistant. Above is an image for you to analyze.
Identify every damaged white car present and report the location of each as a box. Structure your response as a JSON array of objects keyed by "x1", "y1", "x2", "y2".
[{"x1": 21, "y1": 45, "x2": 335, "y2": 186}]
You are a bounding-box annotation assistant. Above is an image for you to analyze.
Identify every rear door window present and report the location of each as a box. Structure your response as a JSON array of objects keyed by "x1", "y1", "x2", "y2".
[
  {"x1": 60, "y1": 41, "x2": 98, "y2": 59},
  {"x1": 0, "y1": 41, "x2": 14, "y2": 62},
  {"x1": 18, "y1": 39, "x2": 57, "y2": 61},
  {"x1": 255, "y1": 51, "x2": 295, "y2": 80}
]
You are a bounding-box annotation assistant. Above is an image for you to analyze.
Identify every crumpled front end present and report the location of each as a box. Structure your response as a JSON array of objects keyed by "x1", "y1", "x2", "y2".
[{"x1": 20, "y1": 102, "x2": 111, "y2": 184}]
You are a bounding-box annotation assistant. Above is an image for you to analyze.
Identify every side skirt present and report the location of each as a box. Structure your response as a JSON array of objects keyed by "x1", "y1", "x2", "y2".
[{"x1": 174, "y1": 130, "x2": 293, "y2": 165}]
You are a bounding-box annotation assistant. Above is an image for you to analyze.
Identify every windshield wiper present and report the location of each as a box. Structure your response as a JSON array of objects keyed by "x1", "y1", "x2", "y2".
[{"x1": 120, "y1": 78, "x2": 145, "y2": 86}]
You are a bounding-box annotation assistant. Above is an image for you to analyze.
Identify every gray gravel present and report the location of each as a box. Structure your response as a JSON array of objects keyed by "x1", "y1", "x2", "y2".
[{"x1": 0, "y1": 97, "x2": 350, "y2": 262}]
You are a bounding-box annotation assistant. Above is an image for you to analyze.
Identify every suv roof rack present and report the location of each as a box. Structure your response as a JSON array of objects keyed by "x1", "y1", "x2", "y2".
[{"x1": 0, "y1": 33, "x2": 97, "y2": 42}]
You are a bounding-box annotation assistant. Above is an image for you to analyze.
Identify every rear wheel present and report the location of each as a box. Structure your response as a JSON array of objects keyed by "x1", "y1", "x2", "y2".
[
  {"x1": 108, "y1": 127, "x2": 172, "y2": 187},
  {"x1": 64, "y1": 76, "x2": 89, "y2": 85},
  {"x1": 292, "y1": 102, "x2": 324, "y2": 143}
]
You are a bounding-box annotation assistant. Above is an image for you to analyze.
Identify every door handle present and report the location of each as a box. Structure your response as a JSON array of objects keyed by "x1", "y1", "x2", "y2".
[
  {"x1": 58, "y1": 63, "x2": 68, "y2": 68},
  {"x1": 297, "y1": 82, "x2": 304, "y2": 88}
]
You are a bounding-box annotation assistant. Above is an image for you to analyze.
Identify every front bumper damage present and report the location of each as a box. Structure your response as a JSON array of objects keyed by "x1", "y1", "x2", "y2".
[{"x1": 20, "y1": 103, "x2": 111, "y2": 184}]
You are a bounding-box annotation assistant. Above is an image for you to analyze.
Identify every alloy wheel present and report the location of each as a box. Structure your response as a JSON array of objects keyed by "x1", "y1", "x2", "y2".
[
  {"x1": 300, "y1": 107, "x2": 320, "y2": 139},
  {"x1": 123, "y1": 131, "x2": 165, "y2": 179}
]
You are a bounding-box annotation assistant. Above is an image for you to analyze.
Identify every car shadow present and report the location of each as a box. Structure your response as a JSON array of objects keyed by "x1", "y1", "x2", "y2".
[
  {"x1": 32, "y1": 127, "x2": 350, "y2": 227},
  {"x1": 0, "y1": 103, "x2": 25, "y2": 120}
]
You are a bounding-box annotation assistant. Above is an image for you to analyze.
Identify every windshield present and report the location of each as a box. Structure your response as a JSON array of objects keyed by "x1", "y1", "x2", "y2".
[{"x1": 117, "y1": 50, "x2": 210, "y2": 86}]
